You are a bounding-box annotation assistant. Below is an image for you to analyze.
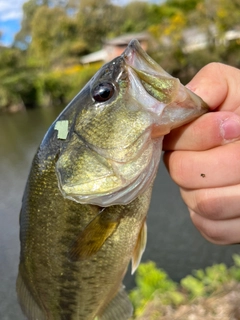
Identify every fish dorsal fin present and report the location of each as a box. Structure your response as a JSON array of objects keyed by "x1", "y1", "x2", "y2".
[
  {"x1": 98, "y1": 286, "x2": 133, "y2": 320},
  {"x1": 69, "y1": 210, "x2": 120, "y2": 261},
  {"x1": 131, "y1": 219, "x2": 147, "y2": 274}
]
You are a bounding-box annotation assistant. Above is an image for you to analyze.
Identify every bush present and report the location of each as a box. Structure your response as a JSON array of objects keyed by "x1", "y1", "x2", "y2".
[
  {"x1": 130, "y1": 255, "x2": 240, "y2": 318},
  {"x1": 0, "y1": 62, "x2": 102, "y2": 111},
  {"x1": 34, "y1": 63, "x2": 102, "y2": 108},
  {"x1": 129, "y1": 262, "x2": 184, "y2": 316},
  {"x1": 0, "y1": 69, "x2": 38, "y2": 110},
  {"x1": 181, "y1": 263, "x2": 231, "y2": 298}
]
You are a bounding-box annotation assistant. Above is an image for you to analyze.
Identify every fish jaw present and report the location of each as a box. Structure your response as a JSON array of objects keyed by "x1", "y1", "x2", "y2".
[
  {"x1": 56, "y1": 134, "x2": 163, "y2": 207},
  {"x1": 122, "y1": 39, "x2": 209, "y2": 136}
]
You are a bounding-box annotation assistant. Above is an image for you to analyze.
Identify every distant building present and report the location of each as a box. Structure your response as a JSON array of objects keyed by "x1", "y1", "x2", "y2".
[
  {"x1": 182, "y1": 26, "x2": 240, "y2": 53},
  {"x1": 182, "y1": 27, "x2": 214, "y2": 53},
  {"x1": 80, "y1": 32, "x2": 150, "y2": 64},
  {"x1": 80, "y1": 27, "x2": 240, "y2": 65}
]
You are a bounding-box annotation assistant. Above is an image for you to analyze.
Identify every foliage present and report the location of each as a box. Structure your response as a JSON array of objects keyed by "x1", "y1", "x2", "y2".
[
  {"x1": 129, "y1": 262, "x2": 184, "y2": 316},
  {"x1": 181, "y1": 263, "x2": 231, "y2": 298},
  {"x1": 30, "y1": 6, "x2": 78, "y2": 67},
  {"x1": 51, "y1": 63, "x2": 102, "y2": 102},
  {"x1": 0, "y1": 50, "x2": 100, "y2": 110},
  {"x1": 35, "y1": 63, "x2": 101, "y2": 107},
  {"x1": 229, "y1": 254, "x2": 240, "y2": 281},
  {"x1": 130, "y1": 255, "x2": 240, "y2": 318},
  {"x1": 0, "y1": 47, "x2": 38, "y2": 110},
  {"x1": 1, "y1": 0, "x2": 240, "y2": 110},
  {"x1": 76, "y1": 0, "x2": 123, "y2": 51}
]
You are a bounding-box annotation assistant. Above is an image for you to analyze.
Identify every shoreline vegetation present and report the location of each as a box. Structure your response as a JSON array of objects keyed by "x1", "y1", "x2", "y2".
[
  {"x1": 1, "y1": 0, "x2": 240, "y2": 113},
  {"x1": 130, "y1": 255, "x2": 240, "y2": 319}
]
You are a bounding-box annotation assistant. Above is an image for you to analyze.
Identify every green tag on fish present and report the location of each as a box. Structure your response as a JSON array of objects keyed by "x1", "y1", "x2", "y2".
[{"x1": 54, "y1": 120, "x2": 69, "y2": 139}]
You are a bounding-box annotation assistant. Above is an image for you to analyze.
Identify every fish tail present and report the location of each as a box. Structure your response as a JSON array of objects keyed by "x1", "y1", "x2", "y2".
[
  {"x1": 97, "y1": 286, "x2": 133, "y2": 320},
  {"x1": 16, "y1": 271, "x2": 45, "y2": 320}
]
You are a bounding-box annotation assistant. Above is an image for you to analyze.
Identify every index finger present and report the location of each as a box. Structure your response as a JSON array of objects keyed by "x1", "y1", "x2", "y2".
[
  {"x1": 163, "y1": 63, "x2": 240, "y2": 151},
  {"x1": 163, "y1": 111, "x2": 240, "y2": 151},
  {"x1": 186, "y1": 62, "x2": 240, "y2": 112}
]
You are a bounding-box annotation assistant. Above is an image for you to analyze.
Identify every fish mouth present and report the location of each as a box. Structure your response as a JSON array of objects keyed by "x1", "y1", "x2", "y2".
[{"x1": 122, "y1": 40, "x2": 209, "y2": 136}]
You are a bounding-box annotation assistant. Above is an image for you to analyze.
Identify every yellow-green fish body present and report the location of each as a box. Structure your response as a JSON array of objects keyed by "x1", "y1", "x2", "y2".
[{"x1": 17, "y1": 40, "x2": 208, "y2": 320}]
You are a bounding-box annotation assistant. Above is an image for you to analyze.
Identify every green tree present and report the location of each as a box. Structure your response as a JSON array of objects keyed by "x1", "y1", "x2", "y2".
[
  {"x1": 120, "y1": 1, "x2": 151, "y2": 33},
  {"x1": 76, "y1": 0, "x2": 123, "y2": 52},
  {"x1": 0, "y1": 47, "x2": 38, "y2": 110},
  {"x1": 14, "y1": 0, "x2": 40, "y2": 49},
  {"x1": 30, "y1": 5, "x2": 79, "y2": 67}
]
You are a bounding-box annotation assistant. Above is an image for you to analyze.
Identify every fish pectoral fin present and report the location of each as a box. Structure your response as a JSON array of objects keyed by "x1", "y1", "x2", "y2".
[
  {"x1": 69, "y1": 210, "x2": 120, "y2": 261},
  {"x1": 131, "y1": 219, "x2": 147, "y2": 274},
  {"x1": 98, "y1": 286, "x2": 133, "y2": 320}
]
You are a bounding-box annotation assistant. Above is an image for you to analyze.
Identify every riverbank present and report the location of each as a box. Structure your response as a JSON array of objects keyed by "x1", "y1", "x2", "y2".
[
  {"x1": 130, "y1": 256, "x2": 240, "y2": 319},
  {"x1": 136, "y1": 282, "x2": 240, "y2": 319}
]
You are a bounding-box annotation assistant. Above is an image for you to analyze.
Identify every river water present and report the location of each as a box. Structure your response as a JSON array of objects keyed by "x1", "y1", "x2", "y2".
[{"x1": 1, "y1": 107, "x2": 239, "y2": 320}]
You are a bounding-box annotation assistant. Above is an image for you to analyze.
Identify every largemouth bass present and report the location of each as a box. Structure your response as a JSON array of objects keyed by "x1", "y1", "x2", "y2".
[{"x1": 17, "y1": 40, "x2": 208, "y2": 320}]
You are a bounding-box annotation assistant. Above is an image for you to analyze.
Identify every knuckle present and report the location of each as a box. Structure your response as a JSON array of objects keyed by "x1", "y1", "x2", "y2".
[
  {"x1": 202, "y1": 224, "x2": 223, "y2": 243},
  {"x1": 168, "y1": 152, "x2": 189, "y2": 187},
  {"x1": 194, "y1": 189, "x2": 223, "y2": 220},
  {"x1": 202, "y1": 62, "x2": 223, "y2": 74},
  {"x1": 190, "y1": 211, "x2": 224, "y2": 243},
  {"x1": 188, "y1": 123, "x2": 206, "y2": 150}
]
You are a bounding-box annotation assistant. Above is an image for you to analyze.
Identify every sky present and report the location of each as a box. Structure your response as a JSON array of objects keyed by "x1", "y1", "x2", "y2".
[
  {"x1": 0, "y1": 0, "x2": 162, "y2": 47},
  {"x1": 0, "y1": 0, "x2": 26, "y2": 46}
]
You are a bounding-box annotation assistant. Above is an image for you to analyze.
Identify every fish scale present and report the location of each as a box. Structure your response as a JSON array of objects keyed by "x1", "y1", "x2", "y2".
[
  {"x1": 18, "y1": 137, "x2": 151, "y2": 319},
  {"x1": 17, "y1": 40, "x2": 208, "y2": 320}
]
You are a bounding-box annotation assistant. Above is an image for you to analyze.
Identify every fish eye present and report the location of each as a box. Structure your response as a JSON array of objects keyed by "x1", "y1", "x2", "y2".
[{"x1": 92, "y1": 82, "x2": 115, "y2": 102}]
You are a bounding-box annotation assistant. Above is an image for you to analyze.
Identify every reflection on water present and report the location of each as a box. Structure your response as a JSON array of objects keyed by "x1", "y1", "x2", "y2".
[{"x1": 0, "y1": 106, "x2": 239, "y2": 320}]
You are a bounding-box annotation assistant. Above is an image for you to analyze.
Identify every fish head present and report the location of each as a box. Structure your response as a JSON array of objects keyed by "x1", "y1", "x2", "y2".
[{"x1": 56, "y1": 40, "x2": 208, "y2": 206}]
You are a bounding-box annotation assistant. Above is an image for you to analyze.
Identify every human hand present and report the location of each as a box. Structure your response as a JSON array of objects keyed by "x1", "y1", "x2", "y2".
[{"x1": 163, "y1": 63, "x2": 240, "y2": 244}]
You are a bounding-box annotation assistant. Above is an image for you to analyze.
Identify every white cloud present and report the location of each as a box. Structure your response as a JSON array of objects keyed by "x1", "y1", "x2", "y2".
[{"x1": 0, "y1": 0, "x2": 26, "y2": 22}]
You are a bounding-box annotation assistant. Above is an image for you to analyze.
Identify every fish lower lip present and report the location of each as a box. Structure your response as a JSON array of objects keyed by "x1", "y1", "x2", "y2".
[{"x1": 151, "y1": 124, "x2": 170, "y2": 138}]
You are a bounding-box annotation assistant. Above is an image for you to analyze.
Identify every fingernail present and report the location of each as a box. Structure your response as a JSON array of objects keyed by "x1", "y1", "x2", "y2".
[{"x1": 221, "y1": 116, "x2": 240, "y2": 141}]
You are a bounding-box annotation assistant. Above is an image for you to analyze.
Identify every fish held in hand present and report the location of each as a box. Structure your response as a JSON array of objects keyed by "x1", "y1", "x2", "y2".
[{"x1": 17, "y1": 40, "x2": 208, "y2": 320}]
